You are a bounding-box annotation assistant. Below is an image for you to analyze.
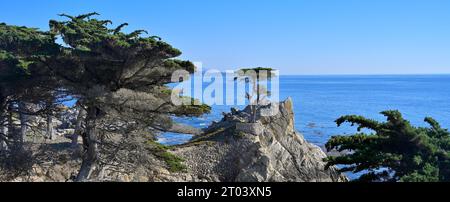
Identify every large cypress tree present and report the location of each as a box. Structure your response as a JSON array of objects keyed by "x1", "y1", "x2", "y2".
[
  {"x1": 1, "y1": 13, "x2": 210, "y2": 181},
  {"x1": 0, "y1": 23, "x2": 61, "y2": 151},
  {"x1": 46, "y1": 13, "x2": 209, "y2": 181}
]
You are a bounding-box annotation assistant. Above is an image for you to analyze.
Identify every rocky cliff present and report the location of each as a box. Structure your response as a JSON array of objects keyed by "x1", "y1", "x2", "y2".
[
  {"x1": 153, "y1": 98, "x2": 346, "y2": 182},
  {"x1": 2, "y1": 98, "x2": 346, "y2": 182}
]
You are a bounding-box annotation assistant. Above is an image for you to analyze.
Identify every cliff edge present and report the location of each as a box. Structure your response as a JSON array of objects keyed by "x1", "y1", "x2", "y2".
[
  {"x1": 153, "y1": 98, "x2": 346, "y2": 182},
  {"x1": 2, "y1": 98, "x2": 346, "y2": 182}
]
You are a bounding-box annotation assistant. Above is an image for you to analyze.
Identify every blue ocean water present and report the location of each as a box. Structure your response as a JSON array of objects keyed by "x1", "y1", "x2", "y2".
[{"x1": 158, "y1": 75, "x2": 450, "y2": 147}]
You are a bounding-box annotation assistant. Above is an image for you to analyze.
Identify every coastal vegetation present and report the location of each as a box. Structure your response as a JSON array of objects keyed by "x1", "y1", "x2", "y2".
[
  {"x1": 1, "y1": 12, "x2": 449, "y2": 183},
  {"x1": 148, "y1": 141, "x2": 187, "y2": 172},
  {"x1": 236, "y1": 67, "x2": 274, "y2": 123},
  {"x1": 0, "y1": 13, "x2": 209, "y2": 181},
  {"x1": 325, "y1": 110, "x2": 450, "y2": 182}
]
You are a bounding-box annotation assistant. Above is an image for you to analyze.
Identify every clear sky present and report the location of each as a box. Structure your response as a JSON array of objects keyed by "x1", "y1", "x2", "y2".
[{"x1": 1, "y1": 0, "x2": 450, "y2": 75}]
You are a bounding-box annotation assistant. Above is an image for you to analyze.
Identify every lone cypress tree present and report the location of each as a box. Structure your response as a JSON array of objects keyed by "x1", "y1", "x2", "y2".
[
  {"x1": 236, "y1": 67, "x2": 274, "y2": 123},
  {"x1": 325, "y1": 110, "x2": 450, "y2": 182}
]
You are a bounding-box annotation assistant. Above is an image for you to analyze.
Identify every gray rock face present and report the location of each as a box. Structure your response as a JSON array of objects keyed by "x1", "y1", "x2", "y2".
[
  {"x1": 235, "y1": 122, "x2": 264, "y2": 136},
  {"x1": 2, "y1": 98, "x2": 346, "y2": 182},
  {"x1": 155, "y1": 98, "x2": 347, "y2": 182}
]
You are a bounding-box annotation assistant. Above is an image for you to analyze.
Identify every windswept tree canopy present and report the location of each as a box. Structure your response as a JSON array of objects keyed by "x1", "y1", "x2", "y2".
[
  {"x1": 41, "y1": 13, "x2": 208, "y2": 127},
  {"x1": 47, "y1": 13, "x2": 195, "y2": 92},
  {"x1": 325, "y1": 110, "x2": 450, "y2": 182},
  {"x1": 0, "y1": 23, "x2": 62, "y2": 107},
  {"x1": 1, "y1": 13, "x2": 210, "y2": 122},
  {"x1": 0, "y1": 13, "x2": 210, "y2": 181}
]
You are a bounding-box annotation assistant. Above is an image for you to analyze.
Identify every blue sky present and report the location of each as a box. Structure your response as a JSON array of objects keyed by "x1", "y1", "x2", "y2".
[{"x1": 1, "y1": 0, "x2": 450, "y2": 75}]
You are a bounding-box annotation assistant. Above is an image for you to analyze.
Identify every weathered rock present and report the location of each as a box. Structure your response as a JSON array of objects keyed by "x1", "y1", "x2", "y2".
[
  {"x1": 235, "y1": 122, "x2": 264, "y2": 136},
  {"x1": 154, "y1": 98, "x2": 347, "y2": 182},
  {"x1": 1, "y1": 98, "x2": 346, "y2": 182},
  {"x1": 166, "y1": 123, "x2": 202, "y2": 135}
]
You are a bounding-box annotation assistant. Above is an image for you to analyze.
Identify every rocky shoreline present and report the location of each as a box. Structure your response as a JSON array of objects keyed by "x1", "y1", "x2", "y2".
[
  {"x1": 1, "y1": 98, "x2": 346, "y2": 182},
  {"x1": 153, "y1": 98, "x2": 346, "y2": 182}
]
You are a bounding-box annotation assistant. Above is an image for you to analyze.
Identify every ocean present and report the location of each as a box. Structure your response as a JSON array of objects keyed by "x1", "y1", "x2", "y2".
[{"x1": 158, "y1": 74, "x2": 450, "y2": 147}]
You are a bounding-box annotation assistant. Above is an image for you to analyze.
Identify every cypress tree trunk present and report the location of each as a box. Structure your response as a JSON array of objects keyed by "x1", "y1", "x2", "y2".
[
  {"x1": 251, "y1": 80, "x2": 258, "y2": 123},
  {"x1": 0, "y1": 98, "x2": 7, "y2": 151},
  {"x1": 76, "y1": 106, "x2": 99, "y2": 181},
  {"x1": 46, "y1": 114, "x2": 54, "y2": 140},
  {"x1": 18, "y1": 102, "x2": 27, "y2": 143},
  {"x1": 252, "y1": 106, "x2": 257, "y2": 123},
  {"x1": 0, "y1": 126, "x2": 6, "y2": 151},
  {"x1": 0, "y1": 120, "x2": 7, "y2": 151},
  {"x1": 72, "y1": 106, "x2": 86, "y2": 148},
  {"x1": 7, "y1": 102, "x2": 15, "y2": 145},
  {"x1": 0, "y1": 108, "x2": 7, "y2": 150}
]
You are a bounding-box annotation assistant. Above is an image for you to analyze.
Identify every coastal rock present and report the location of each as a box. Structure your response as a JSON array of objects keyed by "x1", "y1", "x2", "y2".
[
  {"x1": 235, "y1": 122, "x2": 264, "y2": 136},
  {"x1": 155, "y1": 98, "x2": 347, "y2": 182},
  {"x1": 1, "y1": 98, "x2": 346, "y2": 182}
]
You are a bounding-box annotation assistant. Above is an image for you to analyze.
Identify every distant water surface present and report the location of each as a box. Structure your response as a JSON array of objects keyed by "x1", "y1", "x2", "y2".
[{"x1": 159, "y1": 75, "x2": 450, "y2": 147}]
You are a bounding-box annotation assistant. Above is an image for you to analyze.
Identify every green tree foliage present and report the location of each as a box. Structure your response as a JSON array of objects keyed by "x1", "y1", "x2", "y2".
[
  {"x1": 47, "y1": 13, "x2": 210, "y2": 181},
  {"x1": 0, "y1": 13, "x2": 210, "y2": 181},
  {"x1": 236, "y1": 67, "x2": 274, "y2": 123},
  {"x1": 325, "y1": 110, "x2": 450, "y2": 182},
  {"x1": 0, "y1": 23, "x2": 63, "y2": 149},
  {"x1": 0, "y1": 23, "x2": 57, "y2": 99}
]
